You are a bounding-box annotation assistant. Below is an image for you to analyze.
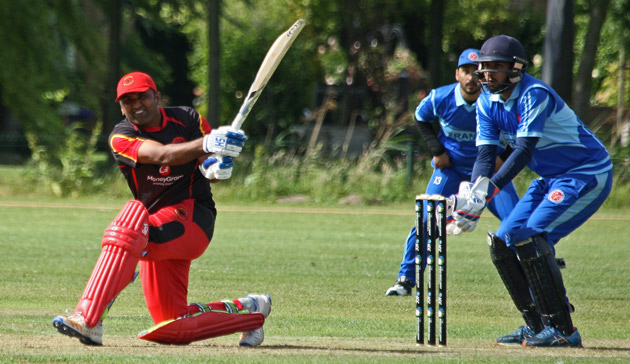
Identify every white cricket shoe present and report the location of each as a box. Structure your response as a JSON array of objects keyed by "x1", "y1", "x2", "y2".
[
  {"x1": 239, "y1": 327, "x2": 265, "y2": 347},
  {"x1": 239, "y1": 294, "x2": 271, "y2": 347},
  {"x1": 385, "y1": 276, "x2": 414, "y2": 296},
  {"x1": 53, "y1": 312, "x2": 103, "y2": 346}
]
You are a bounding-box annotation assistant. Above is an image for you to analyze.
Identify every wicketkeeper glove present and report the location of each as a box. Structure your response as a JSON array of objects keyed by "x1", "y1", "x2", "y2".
[
  {"x1": 199, "y1": 155, "x2": 234, "y2": 181},
  {"x1": 202, "y1": 126, "x2": 248, "y2": 158},
  {"x1": 448, "y1": 176, "x2": 498, "y2": 234}
]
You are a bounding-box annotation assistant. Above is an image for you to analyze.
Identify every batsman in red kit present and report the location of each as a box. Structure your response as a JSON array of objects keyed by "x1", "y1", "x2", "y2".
[{"x1": 53, "y1": 72, "x2": 271, "y2": 347}]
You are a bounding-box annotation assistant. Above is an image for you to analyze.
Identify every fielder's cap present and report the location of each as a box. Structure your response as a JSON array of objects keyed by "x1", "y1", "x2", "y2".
[
  {"x1": 458, "y1": 48, "x2": 480, "y2": 67},
  {"x1": 115, "y1": 72, "x2": 157, "y2": 102}
]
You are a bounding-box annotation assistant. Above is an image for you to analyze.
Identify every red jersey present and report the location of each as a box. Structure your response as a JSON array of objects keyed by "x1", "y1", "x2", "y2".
[{"x1": 109, "y1": 106, "x2": 214, "y2": 213}]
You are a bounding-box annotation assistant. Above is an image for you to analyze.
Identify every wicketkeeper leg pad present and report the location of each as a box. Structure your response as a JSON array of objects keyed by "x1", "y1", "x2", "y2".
[
  {"x1": 488, "y1": 231, "x2": 544, "y2": 333},
  {"x1": 76, "y1": 200, "x2": 149, "y2": 327},
  {"x1": 137, "y1": 311, "x2": 264, "y2": 345},
  {"x1": 514, "y1": 234, "x2": 574, "y2": 335}
]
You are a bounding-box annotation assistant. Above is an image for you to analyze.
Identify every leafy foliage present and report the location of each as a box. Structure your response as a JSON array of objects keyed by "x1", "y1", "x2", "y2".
[
  {"x1": 567, "y1": 0, "x2": 630, "y2": 110},
  {"x1": 1, "y1": 0, "x2": 629, "y2": 199},
  {"x1": 0, "y1": 0, "x2": 102, "y2": 140},
  {"x1": 23, "y1": 121, "x2": 105, "y2": 197},
  {"x1": 211, "y1": 141, "x2": 429, "y2": 205},
  {"x1": 0, "y1": 0, "x2": 106, "y2": 195},
  {"x1": 185, "y1": 0, "x2": 317, "y2": 142}
]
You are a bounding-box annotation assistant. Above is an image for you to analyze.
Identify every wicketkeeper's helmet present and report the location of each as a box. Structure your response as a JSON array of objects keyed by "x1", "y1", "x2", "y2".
[{"x1": 475, "y1": 35, "x2": 528, "y2": 94}]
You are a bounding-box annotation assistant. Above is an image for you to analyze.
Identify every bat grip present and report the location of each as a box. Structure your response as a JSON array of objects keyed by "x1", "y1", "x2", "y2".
[
  {"x1": 231, "y1": 116, "x2": 244, "y2": 130},
  {"x1": 231, "y1": 123, "x2": 242, "y2": 130}
]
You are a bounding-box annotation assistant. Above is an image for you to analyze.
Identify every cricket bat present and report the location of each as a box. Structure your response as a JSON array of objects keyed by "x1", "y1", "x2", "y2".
[{"x1": 231, "y1": 19, "x2": 306, "y2": 130}]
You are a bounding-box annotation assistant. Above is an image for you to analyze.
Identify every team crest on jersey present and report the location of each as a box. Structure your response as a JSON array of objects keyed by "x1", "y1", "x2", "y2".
[
  {"x1": 159, "y1": 165, "x2": 170, "y2": 176},
  {"x1": 175, "y1": 207, "x2": 189, "y2": 220},
  {"x1": 172, "y1": 136, "x2": 186, "y2": 144},
  {"x1": 548, "y1": 189, "x2": 565, "y2": 204}
]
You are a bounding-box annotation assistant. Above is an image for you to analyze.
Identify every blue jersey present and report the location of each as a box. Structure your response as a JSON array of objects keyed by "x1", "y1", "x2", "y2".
[
  {"x1": 476, "y1": 74, "x2": 612, "y2": 178},
  {"x1": 415, "y1": 83, "x2": 478, "y2": 172}
]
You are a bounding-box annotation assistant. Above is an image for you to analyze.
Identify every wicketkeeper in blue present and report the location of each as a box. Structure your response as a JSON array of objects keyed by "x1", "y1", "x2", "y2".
[
  {"x1": 449, "y1": 35, "x2": 613, "y2": 347},
  {"x1": 385, "y1": 49, "x2": 520, "y2": 296}
]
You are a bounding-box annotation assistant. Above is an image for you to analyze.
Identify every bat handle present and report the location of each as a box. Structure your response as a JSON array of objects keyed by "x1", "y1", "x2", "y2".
[{"x1": 231, "y1": 115, "x2": 244, "y2": 130}]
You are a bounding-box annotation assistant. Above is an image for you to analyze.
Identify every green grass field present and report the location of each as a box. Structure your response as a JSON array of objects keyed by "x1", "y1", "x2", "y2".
[{"x1": 1, "y1": 197, "x2": 629, "y2": 363}]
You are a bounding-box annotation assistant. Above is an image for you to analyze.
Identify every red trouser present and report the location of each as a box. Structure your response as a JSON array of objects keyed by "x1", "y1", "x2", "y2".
[{"x1": 140, "y1": 199, "x2": 216, "y2": 324}]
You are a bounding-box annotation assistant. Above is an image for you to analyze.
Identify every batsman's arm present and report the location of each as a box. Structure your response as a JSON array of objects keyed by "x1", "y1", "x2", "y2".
[
  {"x1": 136, "y1": 138, "x2": 206, "y2": 166},
  {"x1": 135, "y1": 127, "x2": 247, "y2": 166},
  {"x1": 477, "y1": 137, "x2": 539, "y2": 190}
]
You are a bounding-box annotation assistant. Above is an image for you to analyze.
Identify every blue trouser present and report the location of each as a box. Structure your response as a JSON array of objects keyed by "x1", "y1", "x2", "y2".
[
  {"x1": 497, "y1": 171, "x2": 612, "y2": 330},
  {"x1": 498, "y1": 170, "x2": 613, "y2": 247},
  {"x1": 396, "y1": 166, "x2": 520, "y2": 282}
]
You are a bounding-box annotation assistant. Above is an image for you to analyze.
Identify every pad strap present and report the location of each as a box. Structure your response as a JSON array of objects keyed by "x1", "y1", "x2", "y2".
[
  {"x1": 514, "y1": 235, "x2": 574, "y2": 335},
  {"x1": 488, "y1": 231, "x2": 544, "y2": 333}
]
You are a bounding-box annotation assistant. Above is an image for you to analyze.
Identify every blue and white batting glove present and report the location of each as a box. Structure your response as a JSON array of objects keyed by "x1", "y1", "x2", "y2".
[
  {"x1": 202, "y1": 126, "x2": 248, "y2": 158},
  {"x1": 199, "y1": 155, "x2": 234, "y2": 181}
]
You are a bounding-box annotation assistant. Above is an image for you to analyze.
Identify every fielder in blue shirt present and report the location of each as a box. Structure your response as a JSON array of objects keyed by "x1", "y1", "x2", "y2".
[
  {"x1": 450, "y1": 35, "x2": 613, "y2": 348},
  {"x1": 385, "y1": 49, "x2": 520, "y2": 296}
]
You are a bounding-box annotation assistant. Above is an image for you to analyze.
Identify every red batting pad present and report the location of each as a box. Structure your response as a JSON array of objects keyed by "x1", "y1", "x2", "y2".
[
  {"x1": 138, "y1": 311, "x2": 264, "y2": 345},
  {"x1": 76, "y1": 200, "x2": 149, "y2": 327}
]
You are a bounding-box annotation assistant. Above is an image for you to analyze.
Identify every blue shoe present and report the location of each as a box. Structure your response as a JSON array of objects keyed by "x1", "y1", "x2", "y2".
[
  {"x1": 495, "y1": 325, "x2": 535, "y2": 345},
  {"x1": 522, "y1": 325, "x2": 582, "y2": 347}
]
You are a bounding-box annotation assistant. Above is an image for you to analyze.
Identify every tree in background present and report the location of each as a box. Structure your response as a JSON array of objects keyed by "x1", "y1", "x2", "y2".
[
  {"x1": 543, "y1": 0, "x2": 575, "y2": 103},
  {"x1": 578, "y1": 0, "x2": 630, "y2": 138},
  {"x1": 0, "y1": 0, "x2": 102, "y2": 148},
  {"x1": 573, "y1": 0, "x2": 610, "y2": 121},
  {"x1": 0, "y1": 0, "x2": 628, "y2": 185},
  {"x1": 187, "y1": 0, "x2": 316, "y2": 145},
  {"x1": 207, "y1": 0, "x2": 221, "y2": 128},
  {"x1": 0, "y1": 0, "x2": 105, "y2": 194}
]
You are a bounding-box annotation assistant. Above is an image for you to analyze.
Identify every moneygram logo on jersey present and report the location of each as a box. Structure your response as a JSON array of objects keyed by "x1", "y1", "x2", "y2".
[
  {"x1": 149, "y1": 164, "x2": 183, "y2": 186},
  {"x1": 147, "y1": 136, "x2": 188, "y2": 186},
  {"x1": 148, "y1": 173, "x2": 184, "y2": 186}
]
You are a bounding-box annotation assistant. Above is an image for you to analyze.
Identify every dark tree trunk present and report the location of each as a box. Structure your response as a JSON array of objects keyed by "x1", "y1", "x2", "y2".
[
  {"x1": 103, "y1": 0, "x2": 121, "y2": 134},
  {"x1": 542, "y1": 0, "x2": 574, "y2": 104},
  {"x1": 427, "y1": 0, "x2": 444, "y2": 89},
  {"x1": 573, "y1": 0, "x2": 610, "y2": 122},
  {"x1": 207, "y1": 0, "x2": 221, "y2": 128}
]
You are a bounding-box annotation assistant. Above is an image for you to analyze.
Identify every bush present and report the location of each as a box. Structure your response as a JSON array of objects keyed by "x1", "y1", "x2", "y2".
[
  {"x1": 5, "y1": 130, "x2": 630, "y2": 211},
  {"x1": 212, "y1": 143, "x2": 433, "y2": 205},
  {"x1": 21, "y1": 121, "x2": 110, "y2": 197}
]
